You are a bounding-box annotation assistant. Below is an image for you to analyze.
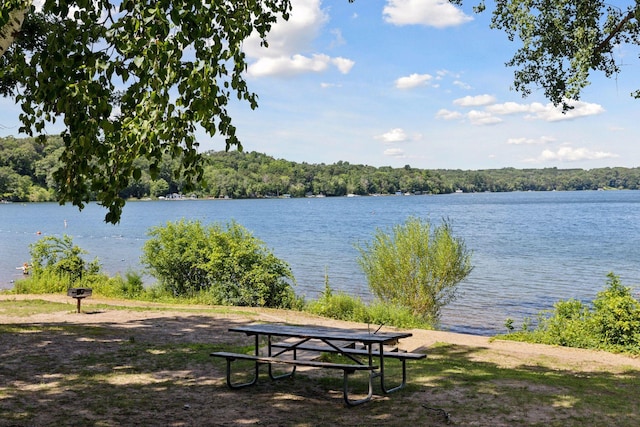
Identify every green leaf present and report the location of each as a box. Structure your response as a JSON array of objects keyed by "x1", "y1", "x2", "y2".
[{"x1": 133, "y1": 56, "x2": 144, "y2": 68}]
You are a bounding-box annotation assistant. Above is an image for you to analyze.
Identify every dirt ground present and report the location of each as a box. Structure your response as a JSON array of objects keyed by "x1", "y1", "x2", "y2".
[
  {"x1": 1, "y1": 294, "x2": 640, "y2": 426},
  {"x1": 3, "y1": 294, "x2": 638, "y2": 371}
]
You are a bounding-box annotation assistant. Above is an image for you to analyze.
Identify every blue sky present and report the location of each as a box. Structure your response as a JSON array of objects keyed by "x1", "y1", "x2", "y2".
[{"x1": 1, "y1": 0, "x2": 639, "y2": 170}]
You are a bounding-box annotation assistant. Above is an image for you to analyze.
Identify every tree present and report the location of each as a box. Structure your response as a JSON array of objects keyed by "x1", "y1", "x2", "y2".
[
  {"x1": 356, "y1": 217, "x2": 473, "y2": 325},
  {"x1": 0, "y1": 0, "x2": 292, "y2": 223},
  {"x1": 142, "y1": 219, "x2": 298, "y2": 308},
  {"x1": 462, "y1": 1, "x2": 640, "y2": 109},
  {"x1": 29, "y1": 234, "x2": 100, "y2": 283},
  {"x1": 149, "y1": 178, "x2": 169, "y2": 198}
]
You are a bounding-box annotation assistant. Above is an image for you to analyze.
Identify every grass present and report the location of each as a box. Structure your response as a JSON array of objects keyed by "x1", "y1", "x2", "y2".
[
  {"x1": 422, "y1": 343, "x2": 640, "y2": 426},
  {"x1": 0, "y1": 298, "x2": 639, "y2": 426},
  {"x1": 0, "y1": 299, "x2": 74, "y2": 316},
  {"x1": 0, "y1": 297, "x2": 260, "y2": 316}
]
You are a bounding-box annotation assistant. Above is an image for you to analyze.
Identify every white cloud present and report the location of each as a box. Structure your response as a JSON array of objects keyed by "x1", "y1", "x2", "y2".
[
  {"x1": 395, "y1": 73, "x2": 433, "y2": 89},
  {"x1": 486, "y1": 102, "x2": 532, "y2": 115},
  {"x1": 244, "y1": 0, "x2": 327, "y2": 58},
  {"x1": 529, "y1": 100, "x2": 605, "y2": 122},
  {"x1": 526, "y1": 146, "x2": 619, "y2": 163},
  {"x1": 437, "y1": 107, "x2": 501, "y2": 126},
  {"x1": 452, "y1": 80, "x2": 472, "y2": 90},
  {"x1": 376, "y1": 128, "x2": 409, "y2": 143},
  {"x1": 468, "y1": 110, "x2": 502, "y2": 126},
  {"x1": 383, "y1": 0, "x2": 473, "y2": 28},
  {"x1": 436, "y1": 109, "x2": 463, "y2": 120},
  {"x1": 507, "y1": 136, "x2": 556, "y2": 145},
  {"x1": 435, "y1": 70, "x2": 448, "y2": 79},
  {"x1": 244, "y1": 0, "x2": 354, "y2": 77},
  {"x1": 332, "y1": 57, "x2": 355, "y2": 74},
  {"x1": 248, "y1": 54, "x2": 331, "y2": 77},
  {"x1": 439, "y1": 96, "x2": 603, "y2": 127},
  {"x1": 433, "y1": 70, "x2": 468, "y2": 89},
  {"x1": 329, "y1": 29, "x2": 346, "y2": 48},
  {"x1": 487, "y1": 100, "x2": 605, "y2": 121},
  {"x1": 384, "y1": 148, "x2": 407, "y2": 158},
  {"x1": 454, "y1": 94, "x2": 496, "y2": 107}
]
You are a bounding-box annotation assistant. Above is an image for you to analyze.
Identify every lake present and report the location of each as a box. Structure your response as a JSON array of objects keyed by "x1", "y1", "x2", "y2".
[{"x1": 2, "y1": 190, "x2": 640, "y2": 336}]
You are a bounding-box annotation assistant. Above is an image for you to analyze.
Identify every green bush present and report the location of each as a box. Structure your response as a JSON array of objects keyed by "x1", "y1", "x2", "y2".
[
  {"x1": 142, "y1": 219, "x2": 299, "y2": 309},
  {"x1": 365, "y1": 302, "x2": 431, "y2": 329},
  {"x1": 29, "y1": 235, "x2": 101, "y2": 283},
  {"x1": 526, "y1": 299, "x2": 599, "y2": 348},
  {"x1": 305, "y1": 281, "x2": 430, "y2": 329},
  {"x1": 503, "y1": 273, "x2": 640, "y2": 354},
  {"x1": 592, "y1": 273, "x2": 640, "y2": 348},
  {"x1": 306, "y1": 281, "x2": 369, "y2": 322},
  {"x1": 13, "y1": 235, "x2": 103, "y2": 294},
  {"x1": 122, "y1": 271, "x2": 145, "y2": 298},
  {"x1": 13, "y1": 269, "x2": 73, "y2": 294},
  {"x1": 356, "y1": 217, "x2": 473, "y2": 324},
  {"x1": 89, "y1": 271, "x2": 145, "y2": 299}
]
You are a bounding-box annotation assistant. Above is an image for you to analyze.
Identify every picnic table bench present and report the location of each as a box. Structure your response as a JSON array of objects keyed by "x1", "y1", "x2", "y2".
[
  {"x1": 210, "y1": 323, "x2": 426, "y2": 406},
  {"x1": 270, "y1": 339, "x2": 425, "y2": 393}
]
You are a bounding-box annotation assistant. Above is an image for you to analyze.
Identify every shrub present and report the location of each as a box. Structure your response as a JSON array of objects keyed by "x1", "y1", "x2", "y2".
[
  {"x1": 503, "y1": 273, "x2": 640, "y2": 354},
  {"x1": 592, "y1": 273, "x2": 640, "y2": 348},
  {"x1": 365, "y1": 302, "x2": 431, "y2": 329},
  {"x1": 13, "y1": 269, "x2": 72, "y2": 294},
  {"x1": 14, "y1": 235, "x2": 102, "y2": 293},
  {"x1": 29, "y1": 235, "x2": 101, "y2": 282},
  {"x1": 527, "y1": 299, "x2": 599, "y2": 348},
  {"x1": 142, "y1": 219, "x2": 298, "y2": 308},
  {"x1": 90, "y1": 271, "x2": 145, "y2": 299},
  {"x1": 305, "y1": 280, "x2": 430, "y2": 329},
  {"x1": 356, "y1": 217, "x2": 473, "y2": 324},
  {"x1": 306, "y1": 281, "x2": 369, "y2": 322}
]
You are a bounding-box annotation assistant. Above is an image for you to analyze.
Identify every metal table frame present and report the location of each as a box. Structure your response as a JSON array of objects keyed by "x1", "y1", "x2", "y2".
[{"x1": 226, "y1": 323, "x2": 414, "y2": 404}]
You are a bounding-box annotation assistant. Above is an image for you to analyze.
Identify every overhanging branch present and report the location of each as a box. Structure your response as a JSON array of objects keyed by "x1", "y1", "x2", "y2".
[{"x1": 595, "y1": 10, "x2": 635, "y2": 54}]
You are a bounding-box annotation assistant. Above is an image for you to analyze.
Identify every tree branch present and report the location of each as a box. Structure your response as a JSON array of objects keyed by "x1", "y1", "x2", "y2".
[{"x1": 595, "y1": 10, "x2": 635, "y2": 54}]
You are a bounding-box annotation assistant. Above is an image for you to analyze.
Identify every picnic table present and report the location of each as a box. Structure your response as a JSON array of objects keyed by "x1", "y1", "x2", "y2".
[{"x1": 211, "y1": 323, "x2": 425, "y2": 405}]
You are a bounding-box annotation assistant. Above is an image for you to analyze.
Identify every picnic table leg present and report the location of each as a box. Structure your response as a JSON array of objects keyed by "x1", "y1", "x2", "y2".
[
  {"x1": 377, "y1": 344, "x2": 407, "y2": 394},
  {"x1": 342, "y1": 344, "x2": 375, "y2": 406},
  {"x1": 343, "y1": 368, "x2": 374, "y2": 406},
  {"x1": 267, "y1": 334, "x2": 296, "y2": 380},
  {"x1": 224, "y1": 334, "x2": 261, "y2": 389}
]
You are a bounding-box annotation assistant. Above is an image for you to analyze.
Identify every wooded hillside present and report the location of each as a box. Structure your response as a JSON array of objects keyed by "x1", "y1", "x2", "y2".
[{"x1": 1, "y1": 135, "x2": 639, "y2": 202}]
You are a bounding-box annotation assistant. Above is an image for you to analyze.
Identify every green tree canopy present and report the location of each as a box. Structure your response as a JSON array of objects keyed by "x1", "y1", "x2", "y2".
[
  {"x1": 0, "y1": 0, "x2": 292, "y2": 223},
  {"x1": 464, "y1": 0, "x2": 640, "y2": 109}
]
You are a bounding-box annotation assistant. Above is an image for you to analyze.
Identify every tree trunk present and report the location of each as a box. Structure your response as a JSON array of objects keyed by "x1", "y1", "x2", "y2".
[{"x1": 0, "y1": 5, "x2": 28, "y2": 57}]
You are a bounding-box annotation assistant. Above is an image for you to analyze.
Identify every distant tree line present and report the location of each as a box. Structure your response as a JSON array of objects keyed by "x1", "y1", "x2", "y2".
[{"x1": 2, "y1": 135, "x2": 640, "y2": 203}]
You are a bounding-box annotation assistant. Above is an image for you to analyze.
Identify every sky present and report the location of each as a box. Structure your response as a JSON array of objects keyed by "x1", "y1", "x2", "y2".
[{"x1": 1, "y1": 0, "x2": 639, "y2": 171}]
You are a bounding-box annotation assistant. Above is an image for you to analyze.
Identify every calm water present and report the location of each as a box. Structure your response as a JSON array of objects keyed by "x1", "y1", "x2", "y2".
[{"x1": 2, "y1": 191, "x2": 640, "y2": 335}]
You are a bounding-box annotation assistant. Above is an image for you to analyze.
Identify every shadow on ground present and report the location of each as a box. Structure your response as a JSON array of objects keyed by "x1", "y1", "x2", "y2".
[{"x1": 0, "y1": 312, "x2": 639, "y2": 426}]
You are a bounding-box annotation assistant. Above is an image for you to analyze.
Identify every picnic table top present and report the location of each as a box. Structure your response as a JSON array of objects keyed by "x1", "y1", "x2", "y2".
[{"x1": 228, "y1": 323, "x2": 412, "y2": 345}]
